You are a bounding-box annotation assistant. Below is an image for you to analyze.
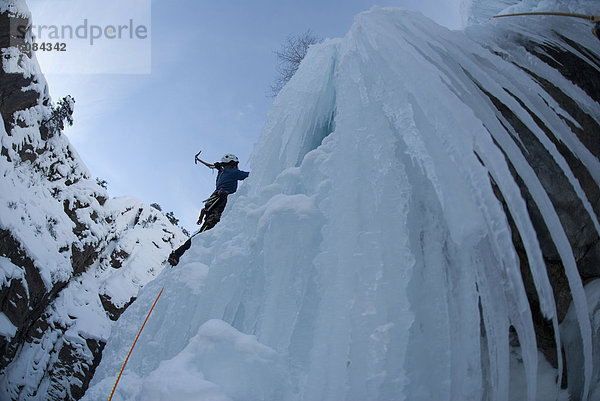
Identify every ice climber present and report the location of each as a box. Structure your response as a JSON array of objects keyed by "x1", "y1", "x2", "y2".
[
  {"x1": 195, "y1": 153, "x2": 249, "y2": 230},
  {"x1": 168, "y1": 153, "x2": 249, "y2": 266}
]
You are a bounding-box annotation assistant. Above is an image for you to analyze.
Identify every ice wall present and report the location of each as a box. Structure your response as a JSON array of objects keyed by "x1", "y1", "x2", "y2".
[{"x1": 85, "y1": 6, "x2": 599, "y2": 401}]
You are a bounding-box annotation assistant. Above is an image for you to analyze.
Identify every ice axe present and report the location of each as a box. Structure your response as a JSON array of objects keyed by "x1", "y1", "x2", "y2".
[{"x1": 194, "y1": 150, "x2": 215, "y2": 169}]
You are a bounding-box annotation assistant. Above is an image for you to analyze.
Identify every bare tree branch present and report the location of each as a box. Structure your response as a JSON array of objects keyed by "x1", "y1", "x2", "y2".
[{"x1": 269, "y1": 30, "x2": 322, "y2": 97}]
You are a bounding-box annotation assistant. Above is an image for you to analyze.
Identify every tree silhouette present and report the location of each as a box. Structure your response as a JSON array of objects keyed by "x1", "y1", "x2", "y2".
[
  {"x1": 41, "y1": 96, "x2": 75, "y2": 139},
  {"x1": 270, "y1": 30, "x2": 322, "y2": 97}
]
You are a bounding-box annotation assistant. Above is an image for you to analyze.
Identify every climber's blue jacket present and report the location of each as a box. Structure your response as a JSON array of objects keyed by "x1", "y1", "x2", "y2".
[{"x1": 215, "y1": 166, "x2": 249, "y2": 194}]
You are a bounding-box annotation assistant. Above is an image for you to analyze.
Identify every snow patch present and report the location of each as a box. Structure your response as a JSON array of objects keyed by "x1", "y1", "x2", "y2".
[{"x1": 0, "y1": 313, "x2": 17, "y2": 339}]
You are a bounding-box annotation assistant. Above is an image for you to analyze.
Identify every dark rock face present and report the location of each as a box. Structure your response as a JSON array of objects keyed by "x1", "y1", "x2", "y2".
[
  {"x1": 0, "y1": 227, "x2": 74, "y2": 370},
  {"x1": 0, "y1": 12, "x2": 43, "y2": 134},
  {"x1": 471, "y1": 25, "x2": 600, "y2": 377},
  {"x1": 99, "y1": 293, "x2": 136, "y2": 321}
]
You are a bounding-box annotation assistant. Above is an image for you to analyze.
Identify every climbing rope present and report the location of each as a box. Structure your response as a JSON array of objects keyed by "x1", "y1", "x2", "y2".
[
  {"x1": 494, "y1": 12, "x2": 599, "y2": 22},
  {"x1": 108, "y1": 286, "x2": 164, "y2": 401},
  {"x1": 493, "y1": 12, "x2": 600, "y2": 40}
]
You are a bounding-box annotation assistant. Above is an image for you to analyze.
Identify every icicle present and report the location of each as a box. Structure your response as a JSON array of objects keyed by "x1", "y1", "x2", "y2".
[{"x1": 479, "y1": 105, "x2": 592, "y2": 401}]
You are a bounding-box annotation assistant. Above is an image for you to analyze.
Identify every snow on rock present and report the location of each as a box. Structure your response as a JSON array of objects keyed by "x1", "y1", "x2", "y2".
[
  {"x1": 0, "y1": 2, "x2": 187, "y2": 399},
  {"x1": 87, "y1": 5, "x2": 599, "y2": 401},
  {"x1": 0, "y1": 312, "x2": 17, "y2": 339},
  {"x1": 0, "y1": 188, "x2": 186, "y2": 400},
  {"x1": 0, "y1": 0, "x2": 29, "y2": 17}
]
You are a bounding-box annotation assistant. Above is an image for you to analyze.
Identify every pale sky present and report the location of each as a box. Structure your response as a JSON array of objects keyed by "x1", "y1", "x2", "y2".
[{"x1": 30, "y1": 0, "x2": 463, "y2": 231}]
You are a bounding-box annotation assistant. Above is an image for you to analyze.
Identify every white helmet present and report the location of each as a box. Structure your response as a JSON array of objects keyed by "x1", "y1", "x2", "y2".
[{"x1": 221, "y1": 153, "x2": 239, "y2": 164}]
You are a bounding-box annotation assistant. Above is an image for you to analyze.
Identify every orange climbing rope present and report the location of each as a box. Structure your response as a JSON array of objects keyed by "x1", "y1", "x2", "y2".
[{"x1": 108, "y1": 286, "x2": 164, "y2": 401}]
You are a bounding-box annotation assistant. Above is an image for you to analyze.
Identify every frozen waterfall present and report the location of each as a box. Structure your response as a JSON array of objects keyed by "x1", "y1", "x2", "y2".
[{"x1": 84, "y1": 5, "x2": 600, "y2": 401}]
